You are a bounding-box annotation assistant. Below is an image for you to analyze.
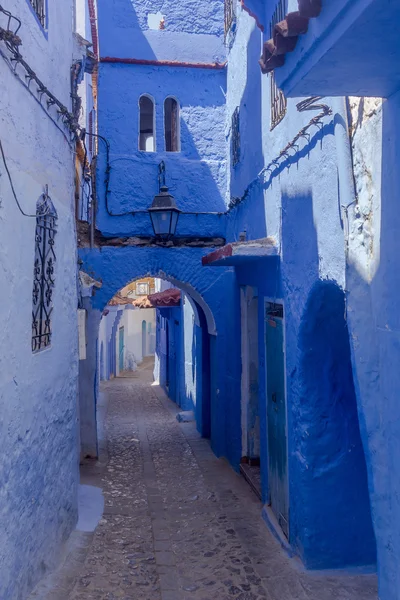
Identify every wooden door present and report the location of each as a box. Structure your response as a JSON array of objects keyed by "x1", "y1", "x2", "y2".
[{"x1": 266, "y1": 303, "x2": 288, "y2": 537}]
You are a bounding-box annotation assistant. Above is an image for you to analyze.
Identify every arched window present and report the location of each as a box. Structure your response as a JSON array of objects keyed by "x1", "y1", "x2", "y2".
[
  {"x1": 139, "y1": 95, "x2": 155, "y2": 152},
  {"x1": 164, "y1": 97, "x2": 180, "y2": 152}
]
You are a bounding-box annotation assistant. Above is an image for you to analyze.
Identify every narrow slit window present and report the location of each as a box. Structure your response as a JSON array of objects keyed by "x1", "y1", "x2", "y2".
[
  {"x1": 270, "y1": 0, "x2": 288, "y2": 129},
  {"x1": 231, "y1": 107, "x2": 240, "y2": 166},
  {"x1": 224, "y1": 0, "x2": 236, "y2": 37},
  {"x1": 32, "y1": 191, "x2": 57, "y2": 352},
  {"x1": 164, "y1": 97, "x2": 180, "y2": 152},
  {"x1": 139, "y1": 95, "x2": 155, "y2": 152},
  {"x1": 29, "y1": 0, "x2": 46, "y2": 28}
]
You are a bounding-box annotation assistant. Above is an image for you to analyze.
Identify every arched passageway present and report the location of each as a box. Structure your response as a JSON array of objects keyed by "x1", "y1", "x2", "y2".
[
  {"x1": 78, "y1": 246, "x2": 240, "y2": 465},
  {"x1": 96, "y1": 275, "x2": 214, "y2": 442}
]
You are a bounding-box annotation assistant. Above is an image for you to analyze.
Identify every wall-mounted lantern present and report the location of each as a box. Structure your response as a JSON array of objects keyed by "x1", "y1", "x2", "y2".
[{"x1": 149, "y1": 161, "x2": 181, "y2": 240}]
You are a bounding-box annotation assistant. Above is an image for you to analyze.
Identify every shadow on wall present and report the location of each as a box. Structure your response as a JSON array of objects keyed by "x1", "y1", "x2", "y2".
[
  {"x1": 296, "y1": 280, "x2": 376, "y2": 568},
  {"x1": 100, "y1": 0, "x2": 157, "y2": 59},
  {"x1": 227, "y1": 21, "x2": 267, "y2": 240},
  {"x1": 345, "y1": 91, "x2": 400, "y2": 598},
  {"x1": 96, "y1": 69, "x2": 227, "y2": 231},
  {"x1": 280, "y1": 190, "x2": 375, "y2": 569},
  {"x1": 110, "y1": 0, "x2": 223, "y2": 39},
  {"x1": 96, "y1": 0, "x2": 227, "y2": 226}
]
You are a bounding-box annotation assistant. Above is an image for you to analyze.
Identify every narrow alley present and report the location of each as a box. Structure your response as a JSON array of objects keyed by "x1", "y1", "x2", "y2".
[{"x1": 30, "y1": 360, "x2": 377, "y2": 600}]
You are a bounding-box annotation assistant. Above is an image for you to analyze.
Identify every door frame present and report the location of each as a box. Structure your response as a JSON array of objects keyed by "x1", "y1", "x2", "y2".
[
  {"x1": 264, "y1": 296, "x2": 289, "y2": 537},
  {"x1": 240, "y1": 286, "x2": 260, "y2": 460}
]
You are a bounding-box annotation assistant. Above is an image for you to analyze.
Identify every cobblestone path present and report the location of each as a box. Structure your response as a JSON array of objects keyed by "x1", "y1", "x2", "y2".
[{"x1": 30, "y1": 360, "x2": 378, "y2": 600}]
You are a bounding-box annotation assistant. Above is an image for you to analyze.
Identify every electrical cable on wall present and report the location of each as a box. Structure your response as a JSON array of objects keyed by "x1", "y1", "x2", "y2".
[
  {"x1": 0, "y1": 5, "x2": 80, "y2": 143},
  {"x1": 0, "y1": 138, "x2": 53, "y2": 217}
]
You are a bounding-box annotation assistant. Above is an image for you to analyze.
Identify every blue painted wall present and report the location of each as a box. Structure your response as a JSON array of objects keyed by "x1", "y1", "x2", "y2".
[
  {"x1": 97, "y1": 0, "x2": 225, "y2": 63},
  {"x1": 225, "y1": 4, "x2": 376, "y2": 570},
  {"x1": 86, "y1": 0, "x2": 382, "y2": 579},
  {"x1": 79, "y1": 246, "x2": 242, "y2": 467},
  {"x1": 96, "y1": 0, "x2": 228, "y2": 239},
  {"x1": 345, "y1": 90, "x2": 400, "y2": 599},
  {"x1": 156, "y1": 293, "x2": 209, "y2": 416},
  {"x1": 84, "y1": 0, "x2": 243, "y2": 470},
  {"x1": 95, "y1": 63, "x2": 227, "y2": 237}
]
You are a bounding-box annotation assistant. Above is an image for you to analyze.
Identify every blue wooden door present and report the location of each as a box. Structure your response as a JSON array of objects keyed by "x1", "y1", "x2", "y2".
[
  {"x1": 119, "y1": 326, "x2": 124, "y2": 372},
  {"x1": 266, "y1": 304, "x2": 288, "y2": 537}
]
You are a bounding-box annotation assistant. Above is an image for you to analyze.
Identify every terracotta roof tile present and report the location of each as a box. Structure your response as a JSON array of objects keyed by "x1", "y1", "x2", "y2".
[
  {"x1": 260, "y1": 0, "x2": 322, "y2": 74},
  {"x1": 132, "y1": 289, "x2": 181, "y2": 309}
]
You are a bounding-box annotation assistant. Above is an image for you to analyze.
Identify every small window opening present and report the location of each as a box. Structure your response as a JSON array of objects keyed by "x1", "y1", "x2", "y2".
[
  {"x1": 231, "y1": 107, "x2": 240, "y2": 166},
  {"x1": 139, "y1": 95, "x2": 155, "y2": 152},
  {"x1": 224, "y1": 0, "x2": 236, "y2": 37},
  {"x1": 29, "y1": 0, "x2": 46, "y2": 28},
  {"x1": 164, "y1": 97, "x2": 180, "y2": 152},
  {"x1": 270, "y1": 0, "x2": 287, "y2": 129},
  {"x1": 148, "y1": 11, "x2": 165, "y2": 30}
]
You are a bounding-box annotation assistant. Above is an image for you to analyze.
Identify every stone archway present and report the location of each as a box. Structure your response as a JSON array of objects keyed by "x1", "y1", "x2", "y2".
[{"x1": 78, "y1": 246, "x2": 242, "y2": 466}]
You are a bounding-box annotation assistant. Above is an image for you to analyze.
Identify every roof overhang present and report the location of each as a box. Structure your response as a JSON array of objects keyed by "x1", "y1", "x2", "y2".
[
  {"x1": 133, "y1": 288, "x2": 181, "y2": 308},
  {"x1": 202, "y1": 237, "x2": 278, "y2": 267},
  {"x1": 274, "y1": 0, "x2": 400, "y2": 98}
]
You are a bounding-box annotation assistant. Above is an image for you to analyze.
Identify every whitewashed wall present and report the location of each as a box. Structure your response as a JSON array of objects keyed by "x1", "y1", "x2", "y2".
[
  {"x1": 116, "y1": 307, "x2": 156, "y2": 375},
  {"x1": 0, "y1": 1, "x2": 79, "y2": 598}
]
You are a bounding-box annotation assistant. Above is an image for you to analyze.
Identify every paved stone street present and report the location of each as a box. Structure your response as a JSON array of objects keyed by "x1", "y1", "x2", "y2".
[{"x1": 29, "y1": 359, "x2": 378, "y2": 600}]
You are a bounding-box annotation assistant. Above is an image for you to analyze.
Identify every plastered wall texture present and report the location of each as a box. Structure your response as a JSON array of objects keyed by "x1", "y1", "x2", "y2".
[
  {"x1": 0, "y1": 2, "x2": 79, "y2": 598},
  {"x1": 114, "y1": 307, "x2": 156, "y2": 372},
  {"x1": 97, "y1": 0, "x2": 225, "y2": 63},
  {"x1": 346, "y1": 92, "x2": 400, "y2": 600},
  {"x1": 96, "y1": 63, "x2": 227, "y2": 237},
  {"x1": 95, "y1": 0, "x2": 227, "y2": 239},
  {"x1": 226, "y1": 7, "x2": 375, "y2": 569},
  {"x1": 157, "y1": 296, "x2": 200, "y2": 413}
]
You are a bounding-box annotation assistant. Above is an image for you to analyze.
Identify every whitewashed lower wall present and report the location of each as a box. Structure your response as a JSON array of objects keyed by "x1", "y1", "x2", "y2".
[{"x1": 0, "y1": 1, "x2": 79, "y2": 598}]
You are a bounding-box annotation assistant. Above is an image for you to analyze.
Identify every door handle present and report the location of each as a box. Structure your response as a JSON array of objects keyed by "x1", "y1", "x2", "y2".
[{"x1": 272, "y1": 393, "x2": 277, "y2": 403}]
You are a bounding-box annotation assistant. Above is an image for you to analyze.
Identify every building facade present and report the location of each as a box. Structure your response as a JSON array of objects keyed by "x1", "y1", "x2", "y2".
[
  {"x1": 98, "y1": 278, "x2": 157, "y2": 380},
  {"x1": 0, "y1": 0, "x2": 92, "y2": 597},
  {"x1": 79, "y1": 0, "x2": 242, "y2": 467},
  {"x1": 77, "y1": 0, "x2": 384, "y2": 580},
  {"x1": 2, "y1": 0, "x2": 395, "y2": 598},
  {"x1": 257, "y1": 0, "x2": 400, "y2": 597}
]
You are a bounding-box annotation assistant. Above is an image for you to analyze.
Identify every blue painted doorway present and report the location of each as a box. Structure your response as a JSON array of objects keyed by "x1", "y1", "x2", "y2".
[
  {"x1": 119, "y1": 326, "x2": 124, "y2": 373},
  {"x1": 265, "y1": 302, "x2": 288, "y2": 537}
]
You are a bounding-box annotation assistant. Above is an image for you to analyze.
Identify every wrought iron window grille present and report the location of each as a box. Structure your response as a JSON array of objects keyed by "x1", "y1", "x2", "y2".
[
  {"x1": 270, "y1": 0, "x2": 288, "y2": 130},
  {"x1": 29, "y1": 0, "x2": 46, "y2": 28},
  {"x1": 231, "y1": 107, "x2": 240, "y2": 166},
  {"x1": 32, "y1": 190, "x2": 57, "y2": 353},
  {"x1": 224, "y1": 0, "x2": 236, "y2": 37}
]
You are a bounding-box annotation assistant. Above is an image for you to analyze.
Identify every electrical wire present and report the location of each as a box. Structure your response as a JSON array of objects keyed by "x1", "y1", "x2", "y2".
[
  {"x1": 0, "y1": 138, "x2": 53, "y2": 218},
  {"x1": 0, "y1": 6, "x2": 79, "y2": 143},
  {"x1": 0, "y1": 48, "x2": 73, "y2": 148},
  {"x1": 0, "y1": 138, "x2": 36, "y2": 217}
]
